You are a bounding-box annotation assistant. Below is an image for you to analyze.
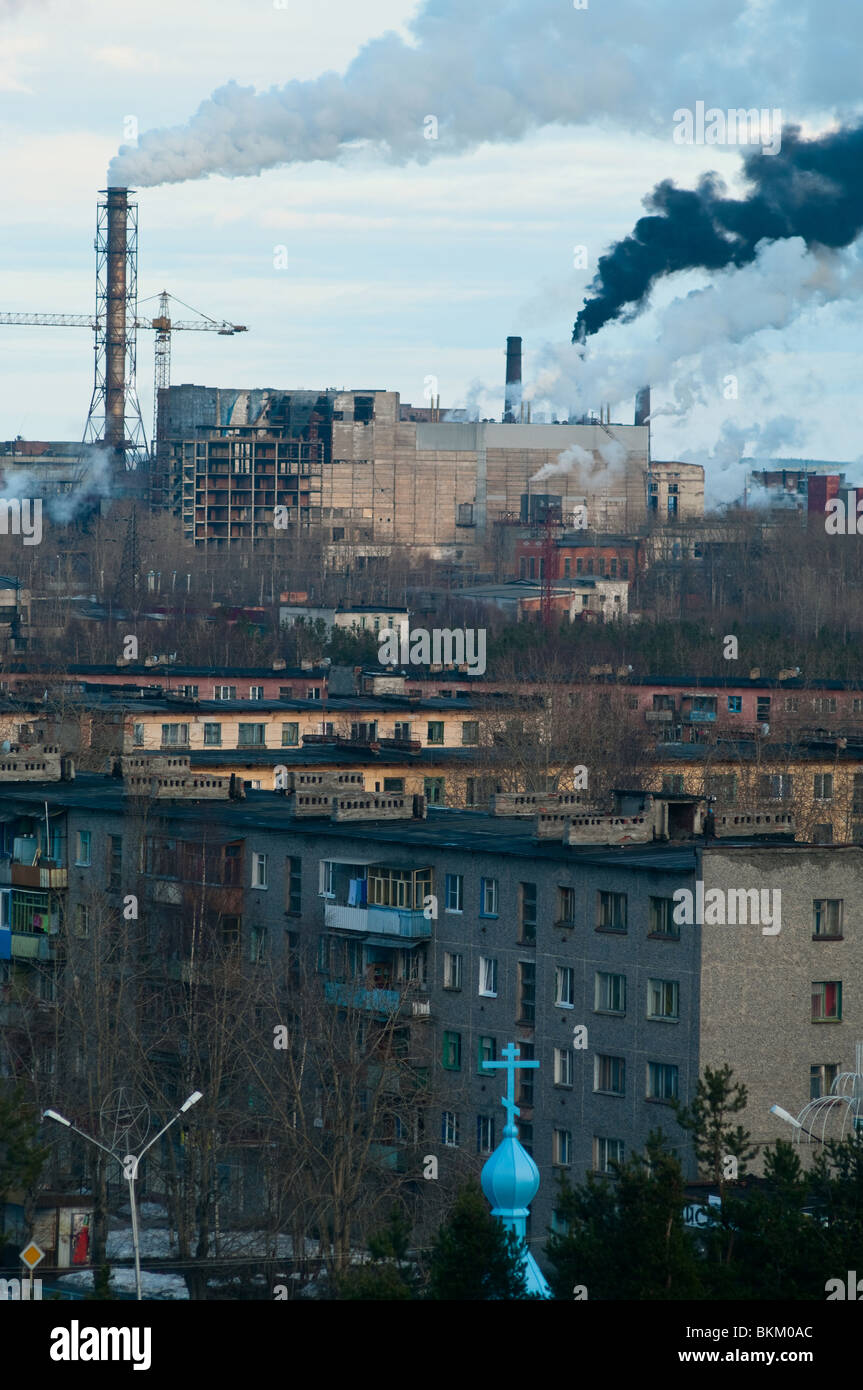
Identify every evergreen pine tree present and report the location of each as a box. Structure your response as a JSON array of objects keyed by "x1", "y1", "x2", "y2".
[{"x1": 425, "y1": 1180, "x2": 531, "y2": 1300}]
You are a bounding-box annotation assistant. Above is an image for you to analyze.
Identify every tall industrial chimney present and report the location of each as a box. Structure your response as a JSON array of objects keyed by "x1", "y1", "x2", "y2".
[
  {"x1": 504, "y1": 335, "x2": 522, "y2": 423},
  {"x1": 634, "y1": 386, "x2": 651, "y2": 428},
  {"x1": 105, "y1": 188, "x2": 129, "y2": 451},
  {"x1": 82, "y1": 188, "x2": 148, "y2": 471}
]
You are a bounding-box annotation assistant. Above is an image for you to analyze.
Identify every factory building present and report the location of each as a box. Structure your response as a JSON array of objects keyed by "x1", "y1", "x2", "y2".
[{"x1": 155, "y1": 381, "x2": 699, "y2": 558}]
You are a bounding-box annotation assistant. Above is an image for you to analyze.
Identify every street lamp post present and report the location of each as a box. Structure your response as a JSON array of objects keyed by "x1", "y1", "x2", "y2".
[{"x1": 44, "y1": 1091, "x2": 202, "y2": 1300}]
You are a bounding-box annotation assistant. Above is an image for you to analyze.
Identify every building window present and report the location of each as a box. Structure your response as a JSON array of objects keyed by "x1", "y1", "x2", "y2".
[
  {"x1": 810, "y1": 1063, "x2": 839, "y2": 1098},
  {"x1": 250, "y1": 925, "x2": 267, "y2": 963},
  {"x1": 461, "y1": 721, "x2": 479, "y2": 746},
  {"x1": 555, "y1": 965, "x2": 575, "y2": 1008},
  {"x1": 281, "y1": 722, "x2": 299, "y2": 747},
  {"x1": 442, "y1": 1111, "x2": 460, "y2": 1147},
  {"x1": 813, "y1": 773, "x2": 834, "y2": 802},
  {"x1": 595, "y1": 1055, "x2": 625, "y2": 1096},
  {"x1": 597, "y1": 890, "x2": 627, "y2": 932},
  {"x1": 443, "y1": 951, "x2": 463, "y2": 990},
  {"x1": 424, "y1": 776, "x2": 445, "y2": 805},
  {"x1": 785, "y1": 697, "x2": 799, "y2": 712},
  {"x1": 519, "y1": 882, "x2": 537, "y2": 944},
  {"x1": 203, "y1": 722, "x2": 222, "y2": 746},
  {"x1": 647, "y1": 1062, "x2": 679, "y2": 1101},
  {"x1": 518, "y1": 1043, "x2": 535, "y2": 1105},
  {"x1": 220, "y1": 915, "x2": 242, "y2": 954},
  {"x1": 442, "y1": 1031, "x2": 462, "y2": 1070},
  {"x1": 813, "y1": 900, "x2": 843, "y2": 938},
  {"x1": 445, "y1": 873, "x2": 463, "y2": 912},
  {"x1": 73, "y1": 903, "x2": 90, "y2": 938},
  {"x1": 75, "y1": 831, "x2": 91, "y2": 867},
  {"x1": 107, "y1": 835, "x2": 122, "y2": 891},
  {"x1": 394, "y1": 721, "x2": 412, "y2": 741},
  {"x1": 478, "y1": 1035, "x2": 496, "y2": 1073},
  {"x1": 756, "y1": 696, "x2": 771, "y2": 720},
  {"x1": 161, "y1": 723, "x2": 189, "y2": 747},
  {"x1": 595, "y1": 971, "x2": 626, "y2": 1014},
  {"x1": 647, "y1": 978, "x2": 679, "y2": 1021},
  {"x1": 594, "y1": 1137, "x2": 625, "y2": 1173},
  {"x1": 517, "y1": 962, "x2": 536, "y2": 1024},
  {"x1": 133, "y1": 723, "x2": 145, "y2": 746},
  {"x1": 519, "y1": 1122, "x2": 534, "y2": 1155},
  {"x1": 814, "y1": 697, "x2": 837, "y2": 715},
  {"x1": 706, "y1": 773, "x2": 737, "y2": 805},
  {"x1": 649, "y1": 896, "x2": 680, "y2": 939},
  {"x1": 249, "y1": 686, "x2": 264, "y2": 700},
  {"x1": 553, "y1": 1128, "x2": 572, "y2": 1167},
  {"x1": 811, "y1": 981, "x2": 842, "y2": 1021},
  {"x1": 238, "y1": 723, "x2": 266, "y2": 747},
  {"x1": 350, "y1": 721, "x2": 378, "y2": 742},
  {"x1": 214, "y1": 685, "x2": 237, "y2": 700},
  {"x1": 480, "y1": 877, "x2": 499, "y2": 917},
  {"x1": 557, "y1": 885, "x2": 576, "y2": 926},
  {"x1": 479, "y1": 956, "x2": 498, "y2": 997},
  {"x1": 252, "y1": 852, "x2": 268, "y2": 889},
  {"x1": 427, "y1": 720, "x2": 444, "y2": 745},
  {"x1": 563, "y1": 557, "x2": 571, "y2": 577},
  {"x1": 554, "y1": 1047, "x2": 573, "y2": 1087},
  {"x1": 662, "y1": 774, "x2": 685, "y2": 794},
  {"x1": 477, "y1": 1115, "x2": 495, "y2": 1154},
  {"x1": 285, "y1": 856, "x2": 302, "y2": 915},
  {"x1": 383, "y1": 778, "x2": 404, "y2": 793}
]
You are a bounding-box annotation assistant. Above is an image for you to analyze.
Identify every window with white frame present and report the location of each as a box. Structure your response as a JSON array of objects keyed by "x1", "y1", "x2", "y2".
[
  {"x1": 480, "y1": 877, "x2": 499, "y2": 916},
  {"x1": 477, "y1": 1115, "x2": 495, "y2": 1155},
  {"x1": 445, "y1": 873, "x2": 463, "y2": 912},
  {"x1": 442, "y1": 1111, "x2": 460, "y2": 1147},
  {"x1": 252, "y1": 853, "x2": 268, "y2": 889},
  {"x1": 249, "y1": 686, "x2": 264, "y2": 700},
  {"x1": 553, "y1": 1047, "x2": 573, "y2": 1087},
  {"x1": 555, "y1": 965, "x2": 575, "y2": 1008},
  {"x1": 594, "y1": 971, "x2": 626, "y2": 1014},
  {"x1": 647, "y1": 978, "x2": 679, "y2": 1020},
  {"x1": 213, "y1": 685, "x2": 237, "y2": 700},
  {"x1": 443, "y1": 951, "x2": 463, "y2": 990},
  {"x1": 595, "y1": 1055, "x2": 625, "y2": 1095},
  {"x1": 647, "y1": 1061, "x2": 679, "y2": 1101},
  {"x1": 593, "y1": 1136, "x2": 625, "y2": 1173},
  {"x1": 479, "y1": 956, "x2": 498, "y2": 997},
  {"x1": 553, "y1": 1128, "x2": 572, "y2": 1166},
  {"x1": 813, "y1": 773, "x2": 834, "y2": 801},
  {"x1": 813, "y1": 900, "x2": 843, "y2": 938},
  {"x1": 319, "y1": 861, "x2": 335, "y2": 897},
  {"x1": 161, "y1": 723, "x2": 189, "y2": 746}
]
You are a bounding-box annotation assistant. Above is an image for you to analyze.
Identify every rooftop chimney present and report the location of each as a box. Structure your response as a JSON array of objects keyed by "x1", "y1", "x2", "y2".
[
  {"x1": 504, "y1": 336, "x2": 522, "y2": 423},
  {"x1": 105, "y1": 188, "x2": 129, "y2": 451}
]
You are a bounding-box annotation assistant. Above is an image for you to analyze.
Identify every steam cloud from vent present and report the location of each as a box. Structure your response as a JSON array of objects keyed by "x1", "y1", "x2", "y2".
[
  {"x1": 573, "y1": 122, "x2": 863, "y2": 343},
  {"x1": 2, "y1": 447, "x2": 116, "y2": 523},
  {"x1": 107, "y1": 0, "x2": 858, "y2": 187},
  {"x1": 530, "y1": 438, "x2": 626, "y2": 488}
]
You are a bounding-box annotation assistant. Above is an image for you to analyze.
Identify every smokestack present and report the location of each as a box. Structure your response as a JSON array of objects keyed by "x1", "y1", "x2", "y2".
[
  {"x1": 105, "y1": 188, "x2": 129, "y2": 451},
  {"x1": 634, "y1": 386, "x2": 651, "y2": 427},
  {"x1": 504, "y1": 335, "x2": 522, "y2": 423}
]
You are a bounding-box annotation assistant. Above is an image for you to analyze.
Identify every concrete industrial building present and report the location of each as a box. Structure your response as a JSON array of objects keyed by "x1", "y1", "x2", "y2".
[{"x1": 156, "y1": 383, "x2": 703, "y2": 558}]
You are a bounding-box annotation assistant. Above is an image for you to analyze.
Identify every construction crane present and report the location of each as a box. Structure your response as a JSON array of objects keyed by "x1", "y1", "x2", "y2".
[{"x1": 0, "y1": 291, "x2": 248, "y2": 455}]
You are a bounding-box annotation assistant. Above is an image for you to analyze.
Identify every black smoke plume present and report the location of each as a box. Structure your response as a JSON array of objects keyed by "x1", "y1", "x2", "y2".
[{"x1": 574, "y1": 122, "x2": 863, "y2": 343}]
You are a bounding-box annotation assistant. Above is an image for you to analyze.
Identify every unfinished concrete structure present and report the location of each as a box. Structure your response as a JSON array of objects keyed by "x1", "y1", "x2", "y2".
[{"x1": 157, "y1": 384, "x2": 687, "y2": 558}]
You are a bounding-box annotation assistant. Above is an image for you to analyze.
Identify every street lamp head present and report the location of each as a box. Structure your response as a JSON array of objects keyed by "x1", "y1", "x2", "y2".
[
  {"x1": 769, "y1": 1103, "x2": 802, "y2": 1130},
  {"x1": 43, "y1": 1108, "x2": 71, "y2": 1127},
  {"x1": 180, "y1": 1090, "x2": 203, "y2": 1113}
]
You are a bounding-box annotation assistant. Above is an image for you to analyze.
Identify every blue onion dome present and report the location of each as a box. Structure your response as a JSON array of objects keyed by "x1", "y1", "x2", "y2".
[{"x1": 481, "y1": 1135, "x2": 540, "y2": 1214}]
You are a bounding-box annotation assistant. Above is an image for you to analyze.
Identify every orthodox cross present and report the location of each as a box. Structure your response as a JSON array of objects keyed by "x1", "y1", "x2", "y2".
[{"x1": 482, "y1": 1042, "x2": 539, "y2": 1135}]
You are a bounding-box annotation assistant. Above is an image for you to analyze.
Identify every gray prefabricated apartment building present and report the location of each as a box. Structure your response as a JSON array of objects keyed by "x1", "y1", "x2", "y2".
[{"x1": 2, "y1": 777, "x2": 860, "y2": 1249}]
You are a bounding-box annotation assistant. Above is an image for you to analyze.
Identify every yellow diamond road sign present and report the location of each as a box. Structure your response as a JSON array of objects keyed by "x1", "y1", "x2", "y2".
[{"x1": 20, "y1": 1243, "x2": 45, "y2": 1270}]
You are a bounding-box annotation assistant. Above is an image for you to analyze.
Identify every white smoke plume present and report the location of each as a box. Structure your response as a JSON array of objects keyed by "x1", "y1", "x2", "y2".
[
  {"x1": 107, "y1": 0, "x2": 856, "y2": 187},
  {"x1": 1, "y1": 446, "x2": 116, "y2": 522},
  {"x1": 530, "y1": 438, "x2": 626, "y2": 490},
  {"x1": 679, "y1": 417, "x2": 802, "y2": 507}
]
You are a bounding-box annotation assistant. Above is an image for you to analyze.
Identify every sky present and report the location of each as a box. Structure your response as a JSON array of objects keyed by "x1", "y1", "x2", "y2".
[{"x1": 1, "y1": 0, "x2": 862, "y2": 502}]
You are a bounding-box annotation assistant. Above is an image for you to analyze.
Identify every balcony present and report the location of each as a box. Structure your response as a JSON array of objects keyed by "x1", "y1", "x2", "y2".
[
  {"x1": 324, "y1": 902, "x2": 432, "y2": 939},
  {"x1": 11, "y1": 931, "x2": 55, "y2": 961},
  {"x1": 0, "y1": 862, "x2": 68, "y2": 889},
  {"x1": 325, "y1": 982, "x2": 401, "y2": 1013},
  {"x1": 645, "y1": 709, "x2": 673, "y2": 723}
]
